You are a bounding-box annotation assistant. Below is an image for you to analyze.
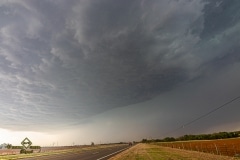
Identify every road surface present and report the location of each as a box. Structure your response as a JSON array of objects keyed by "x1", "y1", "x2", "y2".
[{"x1": 20, "y1": 145, "x2": 129, "y2": 160}]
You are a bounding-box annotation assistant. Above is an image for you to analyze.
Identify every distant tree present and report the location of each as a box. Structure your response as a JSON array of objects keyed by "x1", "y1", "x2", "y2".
[
  {"x1": 156, "y1": 139, "x2": 164, "y2": 142},
  {"x1": 172, "y1": 131, "x2": 240, "y2": 142},
  {"x1": 163, "y1": 137, "x2": 175, "y2": 142},
  {"x1": 141, "y1": 139, "x2": 148, "y2": 143},
  {"x1": 6, "y1": 144, "x2": 12, "y2": 149},
  {"x1": 30, "y1": 146, "x2": 41, "y2": 149},
  {"x1": 12, "y1": 146, "x2": 23, "y2": 149},
  {"x1": 91, "y1": 142, "x2": 94, "y2": 146}
]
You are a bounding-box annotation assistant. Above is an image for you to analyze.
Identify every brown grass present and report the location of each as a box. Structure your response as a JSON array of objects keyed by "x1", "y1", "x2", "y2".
[
  {"x1": 110, "y1": 143, "x2": 240, "y2": 160},
  {"x1": 158, "y1": 138, "x2": 240, "y2": 157}
]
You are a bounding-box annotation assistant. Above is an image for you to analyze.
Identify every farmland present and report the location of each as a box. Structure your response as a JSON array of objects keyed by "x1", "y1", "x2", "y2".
[
  {"x1": 110, "y1": 143, "x2": 240, "y2": 160},
  {"x1": 156, "y1": 137, "x2": 240, "y2": 157}
]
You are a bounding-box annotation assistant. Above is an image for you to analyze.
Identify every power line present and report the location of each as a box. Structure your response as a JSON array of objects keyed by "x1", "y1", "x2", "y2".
[{"x1": 161, "y1": 96, "x2": 240, "y2": 138}]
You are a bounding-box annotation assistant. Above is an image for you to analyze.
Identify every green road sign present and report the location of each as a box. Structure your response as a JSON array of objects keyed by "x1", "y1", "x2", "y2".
[{"x1": 21, "y1": 137, "x2": 32, "y2": 149}]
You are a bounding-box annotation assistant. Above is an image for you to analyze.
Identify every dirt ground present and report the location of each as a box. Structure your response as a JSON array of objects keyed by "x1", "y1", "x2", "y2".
[{"x1": 110, "y1": 143, "x2": 240, "y2": 160}]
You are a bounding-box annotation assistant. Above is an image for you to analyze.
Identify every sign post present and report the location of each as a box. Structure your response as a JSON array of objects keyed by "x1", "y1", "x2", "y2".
[{"x1": 21, "y1": 137, "x2": 32, "y2": 154}]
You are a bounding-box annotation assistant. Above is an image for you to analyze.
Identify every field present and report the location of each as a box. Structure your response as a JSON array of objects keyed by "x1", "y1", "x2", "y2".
[
  {"x1": 157, "y1": 138, "x2": 240, "y2": 157},
  {"x1": 0, "y1": 144, "x2": 126, "y2": 160},
  {"x1": 0, "y1": 146, "x2": 85, "y2": 156},
  {"x1": 110, "y1": 143, "x2": 240, "y2": 160}
]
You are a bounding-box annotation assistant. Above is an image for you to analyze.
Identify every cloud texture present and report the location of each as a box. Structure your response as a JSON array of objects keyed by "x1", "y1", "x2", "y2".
[{"x1": 0, "y1": 0, "x2": 240, "y2": 134}]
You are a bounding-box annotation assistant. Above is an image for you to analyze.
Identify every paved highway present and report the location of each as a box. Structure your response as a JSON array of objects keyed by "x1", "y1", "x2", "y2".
[{"x1": 21, "y1": 144, "x2": 129, "y2": 160}]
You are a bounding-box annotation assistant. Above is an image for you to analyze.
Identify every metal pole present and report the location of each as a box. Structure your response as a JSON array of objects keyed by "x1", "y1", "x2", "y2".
[{"x1": 214, "y1": 143, "x2": 219, "y2": 155}]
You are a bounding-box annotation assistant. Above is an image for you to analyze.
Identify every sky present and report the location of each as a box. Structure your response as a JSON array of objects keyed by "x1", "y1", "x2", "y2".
[{"x1": 0, "y1": 0, "x2": 240, "y2": 146}]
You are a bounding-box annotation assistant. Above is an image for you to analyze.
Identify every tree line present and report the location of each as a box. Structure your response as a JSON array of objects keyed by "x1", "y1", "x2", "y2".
[
  {"x1": 142, "y1": 131, "x2": 240, "y2": 143},
  {"x1": 6, "y1": 144, "x2": 41, "y2": 149}
]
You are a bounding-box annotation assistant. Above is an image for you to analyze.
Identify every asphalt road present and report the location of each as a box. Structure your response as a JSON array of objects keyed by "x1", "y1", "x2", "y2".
[{"x1": 21, "y1": 145, "x2": 129, "y2": 160}]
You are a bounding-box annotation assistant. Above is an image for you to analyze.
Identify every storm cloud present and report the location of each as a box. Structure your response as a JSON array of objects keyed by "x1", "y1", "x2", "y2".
[{"x1": 0, "y1": 0, "x2": 240, "y2": 136}]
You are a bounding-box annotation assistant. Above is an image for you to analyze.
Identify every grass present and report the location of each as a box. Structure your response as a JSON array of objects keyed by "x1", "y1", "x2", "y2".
[
  {"x1": 110, "y1": 143, "x2": 240, "y2": 160},
  {"x1": 0, "y1": 144, "x2": 126, "y2": 160}
]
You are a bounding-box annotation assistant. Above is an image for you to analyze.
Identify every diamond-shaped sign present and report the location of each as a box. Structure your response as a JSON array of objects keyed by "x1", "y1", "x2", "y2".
[{"x1": 21, "y1": 137, "x2": 32, "y2": 149}]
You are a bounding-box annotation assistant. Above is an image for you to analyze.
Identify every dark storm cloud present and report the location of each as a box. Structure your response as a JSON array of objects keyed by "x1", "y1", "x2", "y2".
[
  {"x1": 200, "y1": 0, "x2": 240, "y2": 39},
  {"x1": 0, "y1": 0, "x2": 240, "y2": 131},
  {"x1": 48, "y1": 0, "x2": 202, "y2": 109}
]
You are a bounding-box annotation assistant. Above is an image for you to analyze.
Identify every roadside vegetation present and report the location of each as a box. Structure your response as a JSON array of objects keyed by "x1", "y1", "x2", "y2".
[
  {"x1": 0, "y1": 144, "x2": 126, "y2": 160},
  {"x1": 139, "y1": 131, "x2": 240, "y2": 157},
  {"x1": 110, "y1": 143, "x2": 240, "y2": 160}
]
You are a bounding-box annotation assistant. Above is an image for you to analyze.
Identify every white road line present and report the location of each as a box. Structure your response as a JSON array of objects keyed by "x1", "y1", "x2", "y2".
[{"x1": 96, "y1": 147, "x2": 128, "y2": 160}]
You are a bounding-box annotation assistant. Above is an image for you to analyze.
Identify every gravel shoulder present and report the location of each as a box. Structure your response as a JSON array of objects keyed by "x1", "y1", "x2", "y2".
[{"x1": 110, "y1": 143, "x2": 240, "y2": 160}]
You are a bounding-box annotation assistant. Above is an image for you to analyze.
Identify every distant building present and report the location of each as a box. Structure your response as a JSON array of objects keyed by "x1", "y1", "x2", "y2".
[{"x1": 0, "y1": 143, "x2": 7, "y2": 149}]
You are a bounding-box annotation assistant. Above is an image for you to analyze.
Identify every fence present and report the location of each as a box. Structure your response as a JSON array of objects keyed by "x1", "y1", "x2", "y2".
[{"x1": 156, "y1": 138, "x2": 240, "y2": 157}]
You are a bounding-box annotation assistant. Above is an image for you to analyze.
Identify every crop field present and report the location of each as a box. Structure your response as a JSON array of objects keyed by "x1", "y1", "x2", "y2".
[
  {"x1": 156, "y1": 138, "x2": 240, "y2": 157},
  {"x1": 110, "y1": 143, "x2": 240, "y2": 160}
]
